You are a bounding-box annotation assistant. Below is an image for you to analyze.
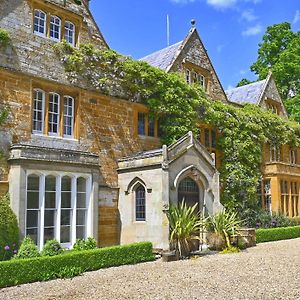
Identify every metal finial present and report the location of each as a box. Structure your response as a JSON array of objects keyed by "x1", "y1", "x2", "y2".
[{"x1": 191, "y1": 19, "x2": 196, "y2": 28}]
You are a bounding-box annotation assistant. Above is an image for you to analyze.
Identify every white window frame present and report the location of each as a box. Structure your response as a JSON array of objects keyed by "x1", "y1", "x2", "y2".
[
  {"x1": 64, "y1": 21, "x2": 75, "y2": 46},
  {"x1": 50, "y1": 15, "x2": 61, "y2": 42},
  {"x1": 48, "y1": 93, "x2": 60, "y2": 136},
  {"x1": 32, "y1": 89, "x2": 45, "y2": 134},
  {"x1": 34, "y1": 9, "x2": 46, "y2": 37},
  {"x1": 63, "y1": 96, "x2": 75, "y2": 138},
  {"x1": 198, "y1": 74, "x2": 205, "y2": 90},
  {"x1": 185, "y1": 69, "x2": 191, "y2": 85},
  {"x1": 25, "y1": 171, "x2": 93, "y2": 250}
]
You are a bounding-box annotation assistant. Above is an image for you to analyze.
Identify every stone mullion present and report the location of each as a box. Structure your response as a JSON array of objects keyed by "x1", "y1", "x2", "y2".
[
  {"x1": 61, "y1": 17, "x2": 66, "y2": 42},
  {"x1": 145, "y1": 114, "x2": 149, "y2": 137},
  {"x1": 46, "y1": 13, "x2": 51, "y2": 38},
  {"x1": 74, "y1": 94, "x2": 80, "y2": 140}
]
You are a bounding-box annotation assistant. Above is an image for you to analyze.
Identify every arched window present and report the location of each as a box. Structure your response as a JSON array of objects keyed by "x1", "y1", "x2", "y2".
[
  {"x1": 135, "y1": 184, "x2": 146, "y2": 221},
  {"x1": 178, "y1": 177, "x2": 199, "y2": 210},
  {"x1": 64, "y1": 21, "x2": 75, "y2": 46},
  {"x1": 32, "y1": 89, "x2": 45, "y2": 133},
  {"x1": 34, "y1": 10, "x2": 46, "y2": 36},
  {"x1": 50, "y1": 15, "x2": 61, "y2": 41}
]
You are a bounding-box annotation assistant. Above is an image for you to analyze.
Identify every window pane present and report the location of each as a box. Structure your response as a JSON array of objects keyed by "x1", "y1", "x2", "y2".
[
  {"x1": 76, "y1": 210, "x2": 86, "y2": 226},
  {"x1": 45, "y1": 176, "x2": 56, "y2": 191},
  {"x1": 211, "y1": 130, "x2": 216, "y2": 148},
  {"x1": 61, "y1": 226, "x2": 71, "y2": 243},
  {"x1": 27, "y1": 192, "x2": 39, "y2": 209},
  {"x1": 63, "y1": 97, "x2": 74, "y2": 137},
  {"x1": 32, "y1": 90, "x2": 44, "y2": 133},
  {"x1": 204, "y1": 129, "x2": 210, "y2": 147},
  {"x1": 61, "y1": 210, "x2": 71, "y2": 225},
  {"x1": 64, "y1": 21, "x2": 75, "y2": 45},
  {"x1": 77, "y1": 193, "x2": 86, "y2": 208},
  {"x1": 48, "y1": 94, "x2": 60, "y2": 135},
  {"x1": 27, "y1": 228, "x2": 38, "y2": 245},
  {"x1": 44, "y1": 210, "x2": 55, "y2": 227},
  {"x1": 44, "y1": 228, "x2": 55, "y2": 243},
  {"x1": 138, "y1": 113, "x2": 145, "y2": 135},
  {"x1": 34, "y1": 10, "x2": 46, "y2": 35},
  {"x1": 61, "y1": 192, "x2": 72, "y2": 208},
  {"x1": 77, "y1": 177, "x2": 86, "y2": 193},
  {"x1": 27, "y1": 175, "x2": 39, "y2": 190},
  {"x1": 50, "y1": 16, "x2": 61, "y2": 40},
  {"x1": 61, "y1": 176, "x2": 72, "y2": 191},
  {"x1": 26, "y1": 210, "x2": 39, "y2": 228},
  {"x1": 136, "y1": 185, "x2": 146, "y2": 221},
  {"x1": 76, "y1": 226, "x2": 85, "y2": 240},
  {"x1": 45, "y1": 192, "x2": 56, "y2": 208},
  {"x1": 148, "y1": 117, "x2": 155, "y2": 137}
]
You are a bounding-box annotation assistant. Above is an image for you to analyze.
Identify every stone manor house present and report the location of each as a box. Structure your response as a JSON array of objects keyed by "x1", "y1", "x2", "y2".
[{"x1": 0, "y1": 0, "x2": 299, "y2": 250}]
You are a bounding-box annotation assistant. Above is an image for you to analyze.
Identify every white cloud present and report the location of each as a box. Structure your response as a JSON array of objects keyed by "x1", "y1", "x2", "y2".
[
  {"x1": 241, "y1": 9, "x2": 258, "y2": 22},
  {"x1": 293, "y1": 10, "x2": 300, "y2": 24},
  {"x1": 242, "y1": 24, "x2": 263, "y2": 36},
  {"x1": 206, "y1": 0, "x2": 237, "y2": 9},
  {"x1": 239, "y1": 69, "x2": 246, "y2": 75}
]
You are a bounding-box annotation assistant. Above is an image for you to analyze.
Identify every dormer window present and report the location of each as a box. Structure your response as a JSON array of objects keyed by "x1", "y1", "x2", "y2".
[
  {"x1": 65, "y1": 21, "x2": 75, "y2": 46},
  {"x1": 185, "y1": 69, "x2": 191, "y2": 84},
  {"x1": 185, "y1": 68, "x2": 206, "y2": 91},
  {"x1": 34, "y1": 10, "x2": 46, "y2": 37},
  {"x1": 50, "y1": 16, "x2": 61, "y2": 41}
]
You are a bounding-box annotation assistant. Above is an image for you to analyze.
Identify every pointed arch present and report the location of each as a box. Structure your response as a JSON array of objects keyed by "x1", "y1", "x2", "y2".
[{"x1": 126, "y1": 177, "x2": 147, "y2": 194}]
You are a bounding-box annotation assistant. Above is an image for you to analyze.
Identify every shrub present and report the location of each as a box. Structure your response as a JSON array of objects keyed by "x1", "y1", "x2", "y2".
[
  {"x1": 0, "y1": 194, "x2": 19, "y2": 261},
  {"x1": 0, "y1": 29, "x2": 10, "y2": 47},
  {"x1": 0, "y1": 242, "x2": 154, "y2": 288},
  {"x1": 256, "y1": 225, "x2": 300, "y2": 243},
  {"x1": 219, "y1": 246, "x2": 240, "y2": 254},
  {"x1": 73, "y1": 237, "x2": 97, "y2": 251},
  {"x1": 204, "y1": 211, "x2": 241, "y2": 249},
  {"x1": 167, "y1": 201, "x2": 202, "y2": 258},
  {"x1": 41, "y1": 240, "x2": 63, "y2": 257},
  {"x1": 15, "y1": 236, "x2": 40, "y2": 260}
]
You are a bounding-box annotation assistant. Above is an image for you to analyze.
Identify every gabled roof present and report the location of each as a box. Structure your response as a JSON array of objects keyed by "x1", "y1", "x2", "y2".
[
  {"x1": 140, "y1": 41, "x2": 183, "y2": 71},
  {"x1": 225, "y1": 79, "x2": 267, "y2": 105}
]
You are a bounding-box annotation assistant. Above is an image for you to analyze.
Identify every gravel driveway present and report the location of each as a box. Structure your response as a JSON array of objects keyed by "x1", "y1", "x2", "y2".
[{"x1": 1, "y1": 238, "x2": 300, "y2": 300}]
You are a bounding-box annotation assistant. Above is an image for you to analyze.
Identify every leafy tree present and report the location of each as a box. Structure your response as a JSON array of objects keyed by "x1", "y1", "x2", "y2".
[{"x1": 236, "y1": 78, "x2": 253, "y2": 87}]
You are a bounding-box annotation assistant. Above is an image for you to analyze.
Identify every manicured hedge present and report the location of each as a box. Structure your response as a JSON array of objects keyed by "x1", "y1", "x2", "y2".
[
  {"x1": 0, "y1": 242, "x2": 154, "y2": 288},
  {"x1": 256, "y1": 225, "x2": 300, "y2": 243}
]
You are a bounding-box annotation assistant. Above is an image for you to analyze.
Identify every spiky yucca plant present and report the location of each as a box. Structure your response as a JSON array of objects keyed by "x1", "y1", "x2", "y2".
[
  {"x1": 205, "y1": 211, "x2": 241, "y2": 248},
  {"x1": 167, "y1": 200, "x2": 202, "y2": 258}
]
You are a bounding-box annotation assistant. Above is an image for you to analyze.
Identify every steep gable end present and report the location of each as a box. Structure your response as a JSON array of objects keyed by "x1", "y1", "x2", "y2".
[{"x1": 169, "y1": 28, "x2": 228, "y2": 103}]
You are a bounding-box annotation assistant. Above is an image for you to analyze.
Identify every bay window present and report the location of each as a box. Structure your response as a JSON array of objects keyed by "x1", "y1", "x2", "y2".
[{"x1": 26, "y1": 172, "x2": 92, "y2": 249}]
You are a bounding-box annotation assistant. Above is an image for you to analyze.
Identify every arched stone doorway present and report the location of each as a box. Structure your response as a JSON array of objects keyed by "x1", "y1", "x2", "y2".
[{"x1": 178, "y1": 177, "x2": 200, "y2": 212}]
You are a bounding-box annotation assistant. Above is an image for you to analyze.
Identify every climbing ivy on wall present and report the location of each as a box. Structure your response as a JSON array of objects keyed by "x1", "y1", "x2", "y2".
[{"x1": 54, "y1": 42, "x2": 300, "y2": 212}]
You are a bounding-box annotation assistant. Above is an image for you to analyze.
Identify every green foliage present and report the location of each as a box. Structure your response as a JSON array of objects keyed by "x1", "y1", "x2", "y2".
[
  {"x1": 41, "y1": 240, "x2": 63, "y2": 257},
  {"x1": 0, "y1": 242, "x2": 154, "y2": 288},
  {"x1": 55, "y1": 41, "x2": 300, "y2": 212},
  {"x1": 205, "y1": 211, "x2": 241, "y2": 248},
  {"x1": 236, "y1": 78, "x2": 254, "y2": 87},
  {"x1": 219, "y1": 246, "x2": 240, "y2": 254},
  {"x1": 54, "y1": 42, "x2": 203, "y2": 145},
  {"x1": 15, "y1": 236, "x2": 40, "y2": 260},
  {"x1": 0, "y1": 194, "x2": 19, "y2": 261},
  {"x1": 250, "y1": 22, "x2": 300, "y2": 118},
  {"x1": 167, "y1": 201, "x2": 202, "y2": 257},
  {"x1": 73, "y1": 237, "x2": 97, "y2": 251},
  {"x1": 256, "y1": 225, "x2": 300, "y2": 243},
  {"x1": 0, "y1": 29, "x2": 10, "y2": 47}
]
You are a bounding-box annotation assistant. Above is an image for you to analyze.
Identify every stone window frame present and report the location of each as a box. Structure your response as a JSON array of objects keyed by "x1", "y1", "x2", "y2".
[
  {"x1": 32, "y1": 89, "x2": 46, "y2": 134},
  {"x1": 135, "y1": 106, "x2": 160, "y2": 139},
  {"x1": 25, "y1": 170, "x2": 92, "y2": 250},
  {"x1": 134, "y1": 183, "x2": 146, "y2": 222},
  {"x1": 33, "y1": 9, "x2": 47, "y2": 37},
  {"x1": 290, "y1": 182, "x2": 299, "y2": 217},
  {"x1": 32, "y1": 88, "x2": 79, "y2": 140},
  {"x1": 183, "y1": 64, "x2": 210, "y2": 93},
  {"x1": 270, "y1": 144, "x2": 281, "y2": 162},
  {"x1": 49, "y1": 15, "x2": 62, "y2": 42},
  {"x1": 64, "y1": 21, "x2": 76, "y2": 46},
  {"x1": 280, "y1": 180, "x2": 289, "y2": 216},
  {"x1": 48, "y1": 92, "x2": 60, "y2": 137},
  {"x1": 32, "y1": 2, "x2": 80, "y2": 47}
]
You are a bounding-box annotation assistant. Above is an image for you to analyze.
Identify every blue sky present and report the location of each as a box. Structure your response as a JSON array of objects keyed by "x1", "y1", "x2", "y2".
[{"x1": 90, "y1": 0, "x2": 300, "y2": 90}]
